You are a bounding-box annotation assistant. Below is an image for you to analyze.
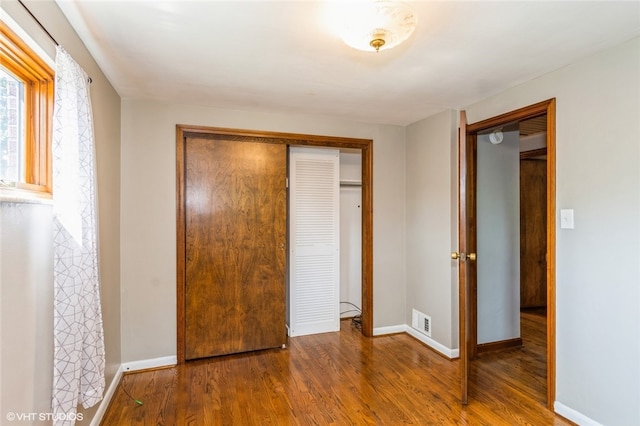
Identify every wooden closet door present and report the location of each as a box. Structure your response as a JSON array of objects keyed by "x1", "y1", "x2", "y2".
[{"x1": 184, "y1": 137, "x2": 287, "y2": 360}]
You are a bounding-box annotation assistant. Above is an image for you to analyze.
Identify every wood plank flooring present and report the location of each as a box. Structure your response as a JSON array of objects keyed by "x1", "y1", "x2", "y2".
[{"x1": 102, "y1": 311, "x2": 573, "y2": 425}]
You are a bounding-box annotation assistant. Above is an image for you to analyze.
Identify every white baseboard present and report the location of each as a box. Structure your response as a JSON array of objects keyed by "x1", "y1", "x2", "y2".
[
  {"x1": 90, "y1": 365, "x2": 124, "y2": 426},
  {"x1": 555, "y1": 401, "x2": 603, "y2": 426},
  {"x1": 373, "y1": 324, "x2": 406, "y2": 335},
  {"x1": 90, "y1": 356, "x2": 177, "y2": 426},
  {"x1": 121, "y1": 355, "x2": 177, "y2": 372},
  {"x1": 405, "y1": 326, "x2": 459, "y2": 359},
  {"x1": 373, "y1": 324, "x2": 459, "y2": 359}
]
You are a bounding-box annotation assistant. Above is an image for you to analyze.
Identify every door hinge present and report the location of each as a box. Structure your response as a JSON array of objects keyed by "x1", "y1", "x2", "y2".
[{"x1": 286, "y1": 177, "x2": 289, "y2": 188}]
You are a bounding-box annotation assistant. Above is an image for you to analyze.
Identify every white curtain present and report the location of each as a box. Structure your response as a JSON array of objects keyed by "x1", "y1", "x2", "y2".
[{"x1": 52, "y1": 46, "x2": 105, "y2": 426}]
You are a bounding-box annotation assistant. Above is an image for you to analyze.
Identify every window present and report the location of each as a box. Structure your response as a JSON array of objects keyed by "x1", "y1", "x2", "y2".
[{"x1": 0, "y1": 23, "x2": 54, "y2": 196}]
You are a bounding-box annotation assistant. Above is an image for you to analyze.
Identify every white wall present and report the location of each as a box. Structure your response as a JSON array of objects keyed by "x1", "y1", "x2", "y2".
[
  {"x1": 120, "y1": 99, "x2": 406, "y2": 362},
  {"x1": 0, "y1": 1, "x2": 121, "y2": 423},
  {"x1": 476, "y1": 127, "x2": 520, "y2": 344},
  {"x1": 340, "y1": 152, "x2": 362, "y2": 183},
  {"x1": 465, "y1": 36, "x2": 640, "y2": 426},
  {"x1": 0, "y1": 203, "x2": 54, "y2": 421},
  {"x1": 405, "y1": 109, "x2": 458, "y2": 350},
  {"x1": 339, "y1": 186, "x2": 362, "y2": 317}
]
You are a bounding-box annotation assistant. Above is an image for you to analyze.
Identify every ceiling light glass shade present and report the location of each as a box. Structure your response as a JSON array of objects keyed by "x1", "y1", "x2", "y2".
[{"x1": 338, "y1": 1, "x2": 417, "y2": 53}]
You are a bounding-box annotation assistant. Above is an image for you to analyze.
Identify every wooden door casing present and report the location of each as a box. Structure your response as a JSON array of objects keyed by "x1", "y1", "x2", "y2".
[
  {"x1": 520, "y1": 158, "x2": 547, "y2": 308},
  {"x1": 184, "y1": 137, "x2": 287, "y2": 359},
  {"x1": 176, "y1": 126, "x2": 375, "y2": 364}
]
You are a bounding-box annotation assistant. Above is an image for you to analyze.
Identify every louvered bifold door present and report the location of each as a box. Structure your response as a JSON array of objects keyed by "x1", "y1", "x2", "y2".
[{"x1": 289, "y1": 147, "x2": 340, "y2": 337}]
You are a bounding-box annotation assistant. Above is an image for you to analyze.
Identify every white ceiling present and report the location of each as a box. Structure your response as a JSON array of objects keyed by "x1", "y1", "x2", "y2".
[{"x1": 56, "y1": 0, "x2": 640, "y2": 126}]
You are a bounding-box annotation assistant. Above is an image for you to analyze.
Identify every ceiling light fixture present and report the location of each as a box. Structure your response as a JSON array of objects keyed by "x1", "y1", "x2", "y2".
[
  {"x1": 490, "y1": 127, "x2": 504, "y2": 145},
  {"x1": 338, "y1": 1, "x2": 418, "y2": 53}
]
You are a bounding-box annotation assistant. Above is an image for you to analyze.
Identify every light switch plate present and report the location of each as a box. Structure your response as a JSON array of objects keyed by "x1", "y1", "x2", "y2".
[{"x1": 560, "y1": 209, "x2": 574, "y2": 229}]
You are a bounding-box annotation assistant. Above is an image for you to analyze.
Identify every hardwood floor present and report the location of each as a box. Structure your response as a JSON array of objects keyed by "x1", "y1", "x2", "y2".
[{"x1": 102, "y1": 313, "x2": 573, "y2": 425}]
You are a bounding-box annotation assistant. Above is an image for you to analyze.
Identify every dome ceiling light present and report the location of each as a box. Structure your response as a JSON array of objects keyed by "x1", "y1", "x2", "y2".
[{"x1": 338, "y1": 1, "x2": 418, "y2": 53}]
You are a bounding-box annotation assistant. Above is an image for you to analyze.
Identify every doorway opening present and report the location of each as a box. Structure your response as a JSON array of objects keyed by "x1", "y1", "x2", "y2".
[
  {"x1": 460, "y1": 99, "x2": 556, "y2": 408},
  {"x1": 518, "y1": 115, "x2": 549, "y2": 360},
  {"x1": 338, "y1": 149, "x2": 364, "y2": 328},
  {"x1": 288, "y1": 147, "x2": 363, "y2": 336},
  {"x1": 287, "y1": 147, "x2": 363, "y2": 337}
]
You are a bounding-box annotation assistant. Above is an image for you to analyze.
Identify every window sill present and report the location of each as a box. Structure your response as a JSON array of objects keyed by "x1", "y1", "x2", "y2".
[{"x1": 0, "y1": 187, "x2": 53, "y2": 205}]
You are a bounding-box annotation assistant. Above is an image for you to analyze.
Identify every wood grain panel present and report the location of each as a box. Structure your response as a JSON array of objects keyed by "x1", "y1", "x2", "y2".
[
  {"x1": 360, "y1": 143, "x2": 374, "y2": 337},
  {"x1": 184, "y1": 137, "x2": 287, "y2": 359},
  {"x1": 468, "y1": 132, "x2": 478, "y2": 361},
  {"x1": 545, "y1": 99, "x2": 557, "y2": 409},
  {"x1": 457, "y1": 111, "x2": 470, "y2": 405},
  {"x1": 520, "y1": 159, "x2": 547, "y2": 308}
]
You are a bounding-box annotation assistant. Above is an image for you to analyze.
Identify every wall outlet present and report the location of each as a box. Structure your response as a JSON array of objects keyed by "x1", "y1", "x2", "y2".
[{"x1": 412, "y1": 309, "x2": 432, "y2": 337}]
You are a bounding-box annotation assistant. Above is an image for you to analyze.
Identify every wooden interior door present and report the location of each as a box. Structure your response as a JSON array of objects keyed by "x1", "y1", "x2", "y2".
[
  {"x1": 183, "y1": 136, "x2": 287, "y2": 360},
  {"x1": 520, "y1": 158, "x2": 547, "y2": 308},
  {"x1": 456, "y1": 110, "x2": 476, "y2": 404}
]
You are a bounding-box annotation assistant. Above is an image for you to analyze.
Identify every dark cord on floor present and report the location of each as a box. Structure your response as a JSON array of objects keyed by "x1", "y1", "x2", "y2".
[
  {"x1": 340, "y1": 301, "x2": 362, "y2": 313},
  {"x1": 121, "y1": 380, "x2": 143, "y2": 406},
  {"x1": 340, "y1": 301, "x2": 363, "y2": 330},
  {"x1": 351, "y1": 315, "x2": 362, "y2": 330}
]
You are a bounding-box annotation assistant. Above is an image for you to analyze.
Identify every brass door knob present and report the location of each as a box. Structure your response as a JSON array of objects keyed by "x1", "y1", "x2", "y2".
[
  {"x1": 451, "y1": 252, "x2": 477, "y2": 262},
  {"x1": 452, "y1": 252, "x2": 467, "y2": 261}
]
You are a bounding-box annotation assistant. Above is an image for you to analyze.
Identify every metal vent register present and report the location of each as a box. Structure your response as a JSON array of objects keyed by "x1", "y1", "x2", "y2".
[{"x1": 412, "y1": 309, "x2": 432, "y2": 337}]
